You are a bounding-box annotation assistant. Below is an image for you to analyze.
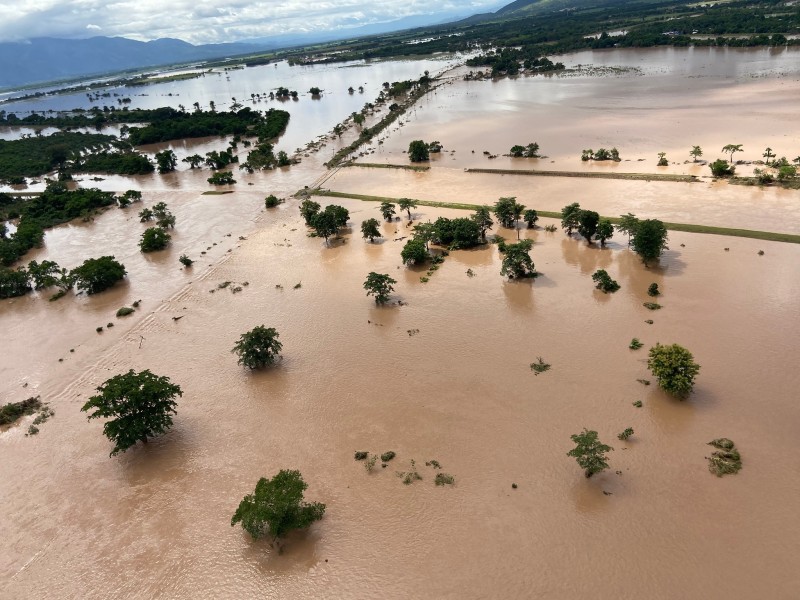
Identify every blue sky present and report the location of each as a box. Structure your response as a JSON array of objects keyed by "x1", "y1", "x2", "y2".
[{"x1": 1, "y1": 1, "x2": 506, "y2": 44}]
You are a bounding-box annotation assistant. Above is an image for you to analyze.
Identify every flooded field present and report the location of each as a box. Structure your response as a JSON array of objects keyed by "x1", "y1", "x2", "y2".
[{"x1": 2, "y1": 48, "x2": 800, "y2": 599}]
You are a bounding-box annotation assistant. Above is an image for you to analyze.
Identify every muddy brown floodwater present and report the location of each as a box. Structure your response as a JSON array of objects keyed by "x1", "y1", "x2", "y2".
[{"x1": 2, "y1": 49, "x2": 800, "y2": 599}]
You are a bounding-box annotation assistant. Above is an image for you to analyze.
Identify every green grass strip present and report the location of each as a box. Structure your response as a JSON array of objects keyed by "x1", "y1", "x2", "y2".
[
  {"x1": 349, "y1": 162, "x2": 430, "y2": 172},
  {"x1": 466, "y1": 168, "x2": 698, "y2": 183},
  {"x1": 310, "y1": 189, "x2": 800, "y2": 244}
]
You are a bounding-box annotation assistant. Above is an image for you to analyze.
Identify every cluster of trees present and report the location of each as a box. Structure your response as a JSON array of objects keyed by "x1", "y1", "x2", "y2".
[
  {"x1": 581, "y1": 147, "x2": 620, "y2": 162},
  {"x1": 1, "y1": 255, "x2": 127, "y2": 299},
  {"x1": 509, "y1": 143, "x2": 540, "y2": 158},
  {"x1": 300, "y1": 200, "x2": 350, "y2": 244},
  {"x1": 560, "y1": 203, "x2": 614, "y2": 247},
  {"x1": 616, "y1": 212, "x2": 669, "y2": 265}
]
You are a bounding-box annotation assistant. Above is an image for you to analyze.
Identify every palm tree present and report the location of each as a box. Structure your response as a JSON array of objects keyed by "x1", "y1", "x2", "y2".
[
  {"x1": 762, "y1": 147, "x2": 775, "y2": 165},
  {"x1": 689, "y1": 146, "x2": 702, "y2": 162},
  {"x1": 722, "y1": 144, "x2": 743, "y2": 164}
]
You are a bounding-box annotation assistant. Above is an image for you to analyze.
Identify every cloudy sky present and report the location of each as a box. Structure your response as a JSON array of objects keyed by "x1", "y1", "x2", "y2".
[{"x1": 0, "y1": 1, "x2": 506, "y2": 44}]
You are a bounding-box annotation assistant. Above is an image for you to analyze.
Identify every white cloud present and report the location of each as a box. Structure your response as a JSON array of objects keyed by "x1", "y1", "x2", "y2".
[{"x1": 0, "y1": 0, "x2": 505, "y2": 44}]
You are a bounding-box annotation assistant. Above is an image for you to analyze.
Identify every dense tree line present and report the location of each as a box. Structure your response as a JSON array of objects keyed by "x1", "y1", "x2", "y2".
[{"x1": 0, "y1": 132, "x2": 120, "y2": 180}]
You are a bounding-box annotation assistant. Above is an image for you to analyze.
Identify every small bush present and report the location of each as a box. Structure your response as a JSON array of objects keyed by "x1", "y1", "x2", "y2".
[
  {"x1": 116, "y1": 306, "x2": 135, "y2": 317},
  {"x1": 435, "y1": 473, "x2": 455, "y2": 486},
  {"x1": 265, "y1": 194, "x2": 281, "y2": 208},
  {"x1": 632, "y1": 400, "x2": 643, "y2": 408},
  {"x1": 647, "y1": 283, "x2": 660, "y2": 297},
  {"x1": 139, "y1": 227, "x2": 171, "y2": 252},
  {"x1": 643, "y1": 302, "x2": 661, "y2": 310},
  {"x1": 592, "y1": 269, "x2": 620, "y2": 293},
  {"x1": 365, "y1": 454, "x2": 378, "y2": 472},
  {"x1": 707, "y1": 438, "x2": 742, "y2": 477},
  {"x1": 354, "y1": 451, "x2": 368, "y2": 460},
  {"x1": 380, "y1": 451, "x2": 396, "y2": 462},
  {"x1": 0, "y1": 396, "x2": 42, "y2": 425},
  {"x1": 629, "y1": 338, "x2": 643, "y2": 350},
  {"x1": 617, "y1": 427, "x2": 634, "y2": 441},
  {"x1": 530, "y1": 357, "x2": 551, "y2": 375},
  {"x1": 709, "y1": 159, "x2": 735, "y2": 177},
  {"x1": 179, "y1": 255, "x2": 193, "y2": 267}
]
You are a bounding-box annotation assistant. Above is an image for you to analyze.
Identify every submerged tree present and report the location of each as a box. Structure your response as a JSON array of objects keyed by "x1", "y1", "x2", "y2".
[
  {"x1": 631, "y1": 219, "x2": 669, "y2": 265},
  {"x1": 379, "y1": 202, "x2": 396, "y2": 222},
  {"x1": 70, "y1": 256, "x2": 126, "y2": 295},
  {"x1": 398, "y1": 197, "x2": 417, "y2": 220},
  {"x1": 231, "y1": 470, "x2": 326, "y2": 545},
  {"x1": 567, "y1": 429, "x2": 613, "y2": 478},
  {"x1": 721, "y1": 144, "x2": 743, "y2": 164},
  {"x1": 363, "y1": 272, "x2": 396, "y2": 304},
  {"x1": 361, "y1": 218, "x2": 381, "y2": 242},
  {"x1": 500, "y1": 239, "x2": 535, "y2": 279},
  {"x1": 232, "y1": 326, "x2": 283, "y2": 369},
  {"x1": 647, "y1": 343, "x2": 700, "y2": 399},
  {"x1": 155, "y1": 149, "x2": 178, "y2": 174},
  {"x1": 300, "y1": 199, "x2": 321, "y2": 226},
  {"x1": 616, "y1": 213, "x2": 639, "y2": 246},
  {"x1": 577, "y1": 209, "x2": 599, "y2": 244},
  {"x1": 408, "y1": 140, "x2": 430, "y2": 162},
  {"x1": 595, "y1": 219, "x2": 614, "y2": 247},
  {"x1": 401, "y1": 238, "x2": 429, "y2": 265},
  {"x1": 523, "y1": 209, "x2": 539, "y2": 229},
  {"x1": 81, "y1": 369, "x2": 183, "y2": 456},
  {"x1": 689, "y1": 145, "x2": 703, "y2": 162},
  {"x1": 471, "y1": 206, "x2": 494, "y2": 242},
  {"x1": 561, "y1": 202, "x2": 581, "y2": 235}
]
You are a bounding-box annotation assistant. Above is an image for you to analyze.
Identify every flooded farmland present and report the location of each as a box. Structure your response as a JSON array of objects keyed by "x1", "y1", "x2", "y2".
[{"x1": 2, "y1": 48, "x2": 800, "y2": 599}]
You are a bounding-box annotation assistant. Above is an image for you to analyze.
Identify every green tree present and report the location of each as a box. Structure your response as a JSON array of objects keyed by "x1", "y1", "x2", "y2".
[
  {"x1": 70, "y1": 256, "x2": 126, "y2": 295},
  {"x1": 710, "y1": 159, "x2": 735, "y2": 177},
  {"x1": 631, "y1": 219, "x2": 669, "y2": 265},
  {"x1": 231, "y1": 470, "x2": 325, "y2": 544},
  {"x1": 0, "y1": 268, "x2": 32, "y2": 299},
  {"x1": 777, "y1": 165, "x2": 797, "y2": 180},
  {"x1": 300, "y1": 199, "x2": 320, "y2": 226},
  {"x1": 501, "y1": 239, "x2": 535, "y2": 279},
  {"x1": 595, "y1": 219, "x2": 614, "y2": 247},
  {"x1": 26, "y1": 259, "x2": 62, "y2": 289},
  {"x1": 232, "y1": 326, "x2": 282, "y2": 369},
  {"x1": 379, "y1": 202, "x2": 396, "y2": 222},
  {"x1": 311, "y1": 210, "x2": 339, "y2": 245},
  {"x1": 81, "y1": 369, "x2": 183, "y2": 456},
  {"x1": 207, "y1": 171, "x2": 235, "y2": 185},
  {"x1": 411, "y1": 222, "x2": 435, "y2": 250},
  {"x1": 139, "y1": 227, "x2": 171, "y2": 252},
  {"x1": 647, "y1": 343, "x2": 700, "y2": 399},
  {"x1": 721, "y1": 144, "x2": 743, "y2": 164},
  {"x1": 398, "y1": 198, "x2": 417, "y2": 220},
  {"x1": 690, "y1": 146, "x2": 703, "y2": 162},
  {"x1": 401, "y1": 238, "x2": 429, "y2": 265},
  {"x1": 154, "y1": 149, "x2": 178, "y2": 174},
  {"x1": 493, "y1": 196, "x2": 521, "y2": 229},
  {"x1": 523, "y1": 209, "x2": 538, "y2": 228},
  {"x1": 592, "y1": 269, "x2": 620, "y2": 293},
  {"x1": 657, "y1": 152, "x2": 668, "y2": 167},
  {"x1": 762, "y1": 147, "x2": 774, "y2": 165},
  {"x1": 524, "y1": 142, "x2": 540, "y2": 158},
  {"x1": 577, "y1": 210, "x2": 599, "y2": 244},
  {"x1": 510, "y1": 145, "x2": 525, "y2": 157},
  {"x1": 361, "y1": 218, "x2": 381, "y2": 242},
  {"x1": 182, "y1": 154, "x2": 204, "y2": 169},
  {"x1": 567, "y1": 429, "x2": 613, "y2": 478},
  {"x1": 561, "y1": 202, "x2": 581, "y2": 235},
  {"x1": 363, "y1": 272, "x2": 396, "y2": 304},
  {"x1": 471, "y1": 206, "x2": 494, "y2": 242},
  {"x1": 265, "y1": 194, "x2": 281, "y2": 208},
  {"x1": 617, "y1": 213, "x2": 639, "y2": 246},
  {"x1": 408, "y1": 140, "x2": 429, "y2": 162}
]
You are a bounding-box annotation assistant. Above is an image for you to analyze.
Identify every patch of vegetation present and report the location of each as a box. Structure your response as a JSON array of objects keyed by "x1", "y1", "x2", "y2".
[
  {"x1": 592, "y1": 269, "x2": 620, "y2": 293},
  {"x1": 530, "y1": 357, "x2": 550, "y2": 375},
  {"x1": 435, "y1": 473, "x2": 455, "y2": 486},
  {"x1": 81, "y1": 369, "x2": 183, "y2": 456},
  {"x1": 265, "y1": 194, "x2": 281, "y2": 208},
  {"x1": 354, "y1": 451, "x2": 369, "y2": 461},
  {"x1": 364, "y1": 272, "x2": 396, "y2": 305},
  {"x1": 707, "y1": 438, "x2": 742, "y2": 477},
  {"x1": 380, "y1": 451, "x2": 396, "y2": 462},
  {"x1": 231, "y1": 470, "x2": 326, "y2": 545},
  {"x1": 232, "y1": 325, "x2": 282, "y2": 369},
  {"x1": 139, "y1": 226, "x2": 171, "y2": 252},
  {"x1": 207, "y1": 171, "x2": 236, "y2": 185},
  {"x1": 629, "y1": 338, "x2": 643, "y2": 350},
  {"x1": 179, "y1": 255, "x2": 193, "y2": 267},
  {"x1": 643, "y1": 302, "x2": 662, "y2": 310},
  {"x1": 632, "y1": 400, "x2": 643, "y2": 408},
  {"x1": 567, "y1": 429, "x2": 613, "y2": 478},
  {"x1": 617, "y1": 428, "x2": 634, "y2": 441},
  {"x1": 647, "y1": 283, "x2": 660, "y2": 297},
  {"x1": 364, "y1": 454, "x2": 378, "y2": 472},
  {"x1": 70, "y1": 256, "x2": 126, "y2": 295},
  {"x1": 396, "y1": 459, "x2": 423, "y2": 485},
  {"x1": 116, "y1": 306, "x2": 134, "y2": 317},
  {"x1": 648, "y1": 343, "x2": 700, "y2": 399},
  {"x1": 0, "y1": 396, "x2": 42, "y2": 425}
]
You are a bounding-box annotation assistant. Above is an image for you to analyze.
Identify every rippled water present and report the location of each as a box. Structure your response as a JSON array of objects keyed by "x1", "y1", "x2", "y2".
[{"x1": 2, "y1": 49, "x2": 800, "y2": 599}]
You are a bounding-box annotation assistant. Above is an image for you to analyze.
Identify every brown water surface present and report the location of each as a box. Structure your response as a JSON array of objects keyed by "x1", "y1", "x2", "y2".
[{"x1": 2, "y1": 49, "x2": 800, "y2": 599}]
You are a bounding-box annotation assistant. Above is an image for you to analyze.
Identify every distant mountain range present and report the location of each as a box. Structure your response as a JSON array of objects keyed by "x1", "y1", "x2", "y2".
[
  {"x1": 0, "y1": 37, "x2": 269, "y2": 89},
  {"x1": 0, "y1": 0, "x2": 533, "y2": 90}
]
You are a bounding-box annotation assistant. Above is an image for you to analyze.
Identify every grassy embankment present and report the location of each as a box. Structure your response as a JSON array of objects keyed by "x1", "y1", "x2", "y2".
[{"x1": 310, "y1": 190, "x2": 800, "y2": 244}]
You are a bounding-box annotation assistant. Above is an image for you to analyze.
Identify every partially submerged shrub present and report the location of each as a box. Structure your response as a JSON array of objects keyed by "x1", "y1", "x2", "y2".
[
  {"x1": 707, "y1": 438, "x2": 742, "y2": 477},
  {"x1": 530, "y1": 357, "x2": 551, "y2": 375},
  {"x1": 365, "y1": 454, "x2": 378, "y2": 472},
  {"x1": 648, "y1": 343, "x2": 700, "y2": 399},
  {"x1": 232, "y1": 326, "x2": 282, "y2": 369},
  {"x1": 396, "y1": 459, "x2": 422, "y2": 485},
  {"x1": 592, "y1": 269, "x2": 620, "y2": 293},
  {"x1": 629, "y1": 338, "x2": 643, "y2": 350},
  {"x1": 435, "y1": 473, "x2": 455, "y2": 486},
  {"x1": 632, "y1": 400, "x2": 643, "y2": 408},
  {"x1": 265, "y1": 194, "x2": 281, "y2": 208},
  {"x1": 380, "y1": 451, "x2": 396, "y2": 462},
  {"x1": 179, "y1": 255, "x2": 194, "y2": 267},
  {"x1": 617, "y1": 428, "x2": 634, "y2": 441},
  {"x1": 647, "y1": 283, "x2": 660, "y2": 297},
  {"x1": 0, "y1": 396, "x2": 42, "y2": 425},
  {"x1": 116, "y1": 306, "x2": 135, "y2": 317},
  {"x1": 643, "y1": 302, "x2": 662, "y2": 310},
  {"x1": 354, "y1": 451, "x2": 368, "y2": 461}
]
